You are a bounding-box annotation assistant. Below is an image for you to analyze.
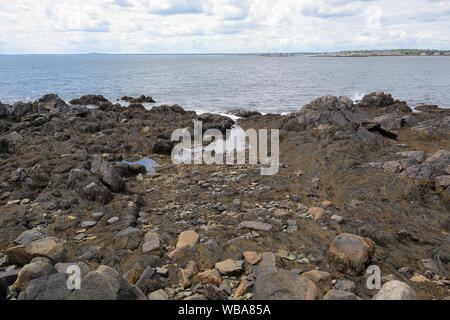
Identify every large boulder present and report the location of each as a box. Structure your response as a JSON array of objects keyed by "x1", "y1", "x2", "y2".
[
  {"x1": 6, "y1": 237, "x2": 66, "y2": 265},
  {"x1": 253, "y1": 269, "x2": 320, "y2": 300},
  {"x1": 327, "y1": 233, "x2": 375, "y2": 275},
  {"x1": 372, "y1": 280, "x2": 417, "y2": 300},
  {"x1": 425, "y1": 150, "x2": 450, "y2": 175},
  {"x1": 113, "y1": 227, "x2": 142, "y2": 250},
  {"x1": 297, "y1": 95, "x2": 370, "y2": 130},
  {"x1": 70, "y1": 269, "x2": 146, "y2": 300},
  {"x1": 13, "y1": 259, "x2": 57, "y2": 291},
  {"x1": 69, "y1": 95, "x2": 110, "y2": 107},
  {"x1": 18, "y1": 272, "x2": 73, "y2": 300},
  {"x1": 90, "y1": 155, "x2": 125, "y2": 192},
  {"x1": 197, "y1": 113, "x2": 235, "y2": 134}
]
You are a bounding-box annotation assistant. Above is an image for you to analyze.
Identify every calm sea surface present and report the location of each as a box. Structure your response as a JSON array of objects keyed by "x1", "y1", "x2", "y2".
[{"x1": 0, "y1": 54, "x2": 449, "y2": 114}]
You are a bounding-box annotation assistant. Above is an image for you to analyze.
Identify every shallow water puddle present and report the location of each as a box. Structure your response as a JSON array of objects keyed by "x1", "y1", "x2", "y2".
[{"x1": 118, "y1": 158, "x2": 159, "y2": 174}]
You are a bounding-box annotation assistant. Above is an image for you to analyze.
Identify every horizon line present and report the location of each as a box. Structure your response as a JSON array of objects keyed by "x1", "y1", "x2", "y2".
[{"x1": 1, "y1": 48, "x2": 449, "y2": 56}]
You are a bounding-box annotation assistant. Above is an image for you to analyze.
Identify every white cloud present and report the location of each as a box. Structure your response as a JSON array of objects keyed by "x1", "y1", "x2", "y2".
[{"x1": 0, "y1": 0, "x2": 448, "y2": 53}]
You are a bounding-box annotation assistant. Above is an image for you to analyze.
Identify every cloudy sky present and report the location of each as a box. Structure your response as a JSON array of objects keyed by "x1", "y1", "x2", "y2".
[{"x1": 0, "y1": 0, "x2": 449, "y2": 54}]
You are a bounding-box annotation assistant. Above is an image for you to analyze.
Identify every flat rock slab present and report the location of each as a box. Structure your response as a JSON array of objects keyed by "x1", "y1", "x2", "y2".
[
  {"x1": 253, "y1": 269, "x2": 319, "y2": 300},
  {"x1": 215, "y1": 259, "x2": 244, "y2": 276},
  {"x1": 6, "y1": 237, "x2": 66, "y2": 265},
  {"x1": 238, "y1": 221, "x2": 272, "y2": 231}
]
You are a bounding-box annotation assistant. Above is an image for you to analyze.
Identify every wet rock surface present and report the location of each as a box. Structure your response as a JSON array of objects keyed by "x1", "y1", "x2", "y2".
[{"x1": 0, "y1": 93, "x2": 449, "y2": 300}]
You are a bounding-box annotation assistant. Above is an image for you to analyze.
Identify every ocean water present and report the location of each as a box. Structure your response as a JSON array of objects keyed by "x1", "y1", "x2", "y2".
[{"x1": 0, "y1": 54, "x2": 449, "y2": 114}]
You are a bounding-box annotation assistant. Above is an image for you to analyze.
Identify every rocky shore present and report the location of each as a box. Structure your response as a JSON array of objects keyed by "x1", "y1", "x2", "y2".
[{"x1": 0, "y1": 92, "x2": 449, "y2": 300}]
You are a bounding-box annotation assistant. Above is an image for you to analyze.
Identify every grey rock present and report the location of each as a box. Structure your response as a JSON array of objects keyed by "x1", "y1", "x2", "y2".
[
  {"x1": 70, "y1": 271, "x2": 146, "y2": 300},
  {"x1": 13, "y1": 261, "x2": 57, "y2": 291},
  {"x1": 55, "y1": 262, "x2": 90, "y2": 279},
  {"x1": 334, "y1": 279, "x2": 356, "y2": 293},
  {"x1": 425, "y1": 150, "x2": 450, "y2": 175},
  {"x1": 323, "y1": 289, "x2": 358, "y2": 300},
  {"x1": 372, "y1": 280, "x2": 417, "y2": 300},
  {"x1": 14, "y1": 229, "x2": 45, "y2": 245},
  {"x1": 81, "y1": 220, "x2": 97, "y2": 228},
  {"x1": 253, "y1": 269, "x2": 319, "y2": 300},
  {"x1": 0, "y1": 269, "x2": 20, "y2": 299},
  {"x1": 18, "y1": 273, "x2": 72, "y2": 300},
  {"x1": 397, "y1": 151, "x2": 426, "y2": 163},
  {"x1": 238, "y1": 221, "x2": 272, "y2": 231},
  {"x1": 398, "y1": 163, "x2": 433, "y2": 179}
]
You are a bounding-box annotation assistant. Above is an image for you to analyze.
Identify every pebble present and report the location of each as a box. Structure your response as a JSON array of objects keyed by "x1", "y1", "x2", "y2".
[{"x1": 107, "y1": 217, "x2": 119, "y2": 224}]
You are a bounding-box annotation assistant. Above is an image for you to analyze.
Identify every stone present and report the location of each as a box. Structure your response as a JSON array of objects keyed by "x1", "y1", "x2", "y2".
[
  {"x1": 55, "y1": 262, "x2": 90, "y2": 279},
  {"x1": 134, "y1": 266, "x2": 164, "y2": 295},
  {"x1": 301, "y1": 270, "x2": 333, "y2": 294},
  {"x1": 200, "y1": 284, "x2": 228, "y2": 300},
  {"x1": 142, "y1": 232, "x2": 161, "y2": 253},
  {"x1": 238, "y1": 221, "x2": 272, "y2": 231},
  {"x1": 0, "y1": 269, "x2": 20, "y2": 299},
  {"x1": 421, "y1": 258, "x2": 439, "y2": 274},
  {"x1": 253, "y1": 269, "x2": 319, "y2": 300},
  {"x1": 410, "y1": 275, "x2": 428, "y2": 283},
  {"x1": 6, "y1": 237, "x2": 66, "y2": 265},
  {"x1": 148, "y1": 289, "x2": 168, "y2": 300},
  {"x1": 425, "y1": 150, "x2": 450, "y2": 175},
  {"x1": 193, "y1": 269, "x2": 222, "y2": 286},
  {"x1": 397, "y1": 162, "x2": 434, "y2": 179},
  {"x1": 334, "y1": 279, "x2": 356, "y2": 293},
  {"x1": 215, "y1": 259, "x2": 244, "y2": 276},
  {"x1": 92, "y1": 212, "x2": 104, "y2": 219},
  {"x1": 70, "y1": 270, "x2": 146, "y2": 300},
  {"x1": 233, "y1": 279, "x2": 253, "y2": 299},
  {"x1": 383, "y1": 161, "x2": 402, "y2": 174},
  {"x1": 81, "y1": 220, "x2": 97, "y2": 228},
  {"x1": 435, "y1": 175, "x2": 450, "y2": 189},
  {"x1": 80, "y1": 181, "x2": 113, "y2": 204},
  {"x1": 179, "y1": 261, "x2": 198, "y2": 289},
  {"x1": 113, "y1": 227, "x2": 142, "y2": 250},
  {"x1": 323, "y1": 289, "x2": 358, "y2": 300},
  {"x1": 327, "y1": 233, "x2": 375, "y2": 275},
  {"x1": 0, "y1": 255, "x2": 8, "y2": 267},
  {"x1": 96, "y1": 265, "x2": 120, "y2": 278},
  {"x1": 176, "y1": 230, "x2": 199, "y2": 249},
  {"x1": 14, "y1": 230, "x2": 44, "y2": 245},
  {"x1": 243, "y1": 251, "x2": 263, "y2": 265},
  {"x1": 307, "y1": 207, "x2": 325, "y2": 221},
  {"x1": 13, "y1": 261, "x2": 57, "y2": 291},
  {"x1": 90, "y1": 155, "x2": 125, "y2": 192},
  {"x1": 321, "y1": 200, "x2": 334, "y2": 207},
  {"x1": 330, "y1": 214, "x2": 344, "y2": 224},
  {"x1": 372, "y1": 280, "x2": 417, "y2": 300},
  {"x1": 107, "y1": 216, "x2": 119, "y2": 224},
  {"x1": 397, "y1": 151, "x2": 426, "y2": 163},
  {"x1": 18, "y1": 273, "x2": 72, "y2": 300}
]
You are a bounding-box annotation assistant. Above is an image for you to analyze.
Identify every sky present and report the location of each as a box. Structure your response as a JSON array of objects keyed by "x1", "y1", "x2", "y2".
[{"x1": 0, "y1": 0, "x2": 449, "y2": 54}]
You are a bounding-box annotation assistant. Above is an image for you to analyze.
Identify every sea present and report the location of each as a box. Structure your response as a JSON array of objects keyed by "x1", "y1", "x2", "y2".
[{"x1": 1, "y1": 54, "x2": 449, "y2": 114}]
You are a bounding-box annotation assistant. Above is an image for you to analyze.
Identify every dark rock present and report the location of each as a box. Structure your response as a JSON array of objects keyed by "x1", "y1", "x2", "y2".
[
  {"x1": 253, "y1": 269, "x2": 319, "y2": 300},
  {"x1": 121, "y1": 95, "x2": 155, "y2": 103},
  {"x1": 323, "y1": 289, "x2": 358, "y2": 300},
  {"x1": 69, "y1": 95, "x2": 110, "y2": 107},
  {"x1": 18, "y1": 272, "x2": 72, "y2": 300},
  {"x1": 70, "y1": 270, "x2": 146, "y2": 300},
  {"x1": 297, "y1": 95, "x2": 370, "y2": 130},
  {"x1": 90, "y1": 155, "x2": 125, "y2": 192},
  {"x1": 0, "y1": 269, "x2": 20, "y2": 299}
]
